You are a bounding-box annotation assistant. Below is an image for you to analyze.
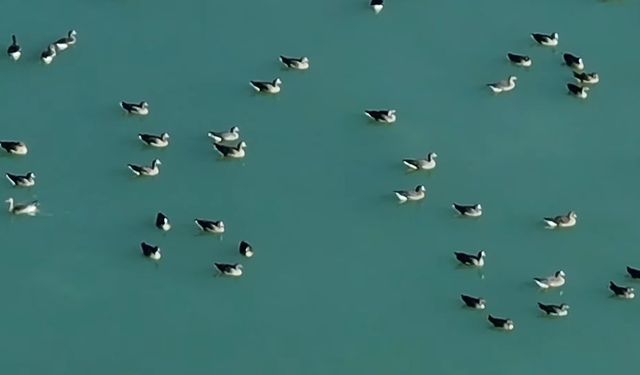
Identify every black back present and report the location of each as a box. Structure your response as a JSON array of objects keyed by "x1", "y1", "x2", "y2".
[
  {"x1": 567, "y1": 83, "x2": 582, "y2": 94},
  {"x1": 155, "y1": 212, "x2": 168, "y2": 228},
  {"x1": 461, "y1": 294, "x2": 481, "y2": 307},
  {"x1": 371, "y1": 0, "x2": 383, "y2": 5},
  {"x1": 487, "y1": 315, "x2": 506, "y2": 327},
  {"x1": 454, "y1": 252, "x2": 473, "y2": 264},
  {"x1": 140, "y1": 241, "x2": 158, "y2": 256},
  {"x1": 239, "y1": 240, "x2": 252, "y2": 255},
  {"x1": 609, "y1": 281, "x2": 626, "y2": 294},
  {"x1": 627, "y1": 266, "x2": 640, "y2": 279},
  {"x1": 563, "y1": 53, "x2": 579, "y2": 65}
]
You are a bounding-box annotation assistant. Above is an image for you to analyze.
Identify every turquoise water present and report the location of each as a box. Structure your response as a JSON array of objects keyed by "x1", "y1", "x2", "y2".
[{"x1": 2, "y1": 0, "x2": 640, "y2": 373}]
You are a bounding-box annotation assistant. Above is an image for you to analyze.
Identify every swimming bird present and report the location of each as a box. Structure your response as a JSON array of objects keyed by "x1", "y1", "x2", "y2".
[
  {"x1": 567, "y1": 83, "x2": 589, "y2": 99},
  {"x1": 394, "y1": 185, "x2": 426, "y2": 203},
  {"x1": 239, "y1": 240, "x2": 254, "y2": 258},
  {"x1": 5, "y1": 197, "x2": 39, "y2": 216},
  {"x1": 279, "y1": 56, "x2": 310, "y2": 70},
  {"x1": 120, "y1": 101, "x2": 149, "y2": 115},
  {"x1": 543, "y1": 211, "x2": 577, "y2": 229},
  {"x1": 7, "y1": 35, "x2": 21, "y2": 61},
  {"x1": 534, "y1": 270, "x2": 566, "y2": 289},
  {"x1": 452, "y1": 203, "x2": 482, "y2": 217},
  {"x1": 0, "y1": 141, "x2": 28, "y2": 155},
  {"x1": 610, "y1": 281, "x2": 635, "y2": 299},
  {"x1": 403, "y1": 152, "x2": 437, "y2": 171},
  {"x1": 155, "y1": 212, "x2": 171, "y2": 231},
  {"x1": 141, "y1": 242, "x2": 161, "y2": 260},
  {"x1": 214, "y1": 263, "x2": 243, "y2": 277},
  {"x1": 208, "y1": 127, "x2": 240, "y2": 143},
  {"x1": 461, "y1": 294, "x2": 486, "y2": 309},
  {"x1": 249, "y1": 78, "x2": 282, "y2": 94},
  {"x1": 54, "y1": 30, "x2": 77, "y2": 51},
  {"x1": 195, "y1": 219, "x2": 225, "y2": 234},
  {"x1": 487, "y1": 76, "x2": 517, "y2": 93},
  {"x1": 127, "y1": 159, "x2": 161, "y2": 176},
  {"x1": 531, "y1": 32, "x2": 559, "y2": 47},
  {"x1": 370, "y1": 0, "x2": 384, "y2": 14},
  {"x1": 488, "y1": 315, "x2": 514, "y2": 331},
  {"x1": 41, "y1": 44, "x2": 56, "y2": 64},
  {"x1": 213, "y1": 141, "x2": 246, "y2": 158},
  {"x1": 507, "y1": 53, "x2": 532, "y2": 67},
  {"x1": 5, "y1": 172, "x2": 35, "y2": 187},
  {"x1": 138, "y1": 133, "x2": 169, "y2": 148},
  {"x1": 563, "y1": 53, "x2": 584, "y2": 70},
  {"x1": 573, "y1": 71, "x2": 600, "y2": 85},
  {"x1": 364, "y1": 110, "x2": 396, "y2": 124},
  {"x1": 538, "y1": 302, "x2": 570, "y2": 317},
  {"x1": 454, "y1": 250, "x2": 486, "y2": 267},
  {"x1": 627, "y1": 266, "x2": 640, "y2": 279}
]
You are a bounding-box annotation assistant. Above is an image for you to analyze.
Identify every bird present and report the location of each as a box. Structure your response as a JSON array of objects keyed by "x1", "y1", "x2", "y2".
[
  {"x1": 394, "y1": 185, "x2": 426, "y2": 203},
  {"x1": 5, "y1": 197, "x2": 39, "y2": 216},
  {"x1": 207, "y1": 127, "x2": 240, "y2": 143},
  {"x1": 40, "y1": 44, "x2": 56, "y2": 64},
  {"x1": 543, "y1": 211, "x2": 577, "y2": 229},
  {"x1": 239, "y1": 241, "x2": 254, "y2": 258},
  {"x1": 563, "y1": 53, "x2": 584, "y2": 70},
  {"x1": 609, "y1": 281, "x2": 635, "y2": 299},
  {"x1": 452, "y1": 203, "x2": 482, "y2": 217},
  {"x1": 461, "y1": 294, "x2": 486, "y2": 309},
  {"x1": 54, "y1": 30, "x2": 77, "y2": 51},
  {"x1": 573, "y1": 71, "x2": 600, "y2": 85},
  {"x1": 5, "y1": 172, "x2": 35, "y2": 187},
  {"x1": 402, "y1": 152, "x2": 437, "y2": 171},
  {"x1": 141, "y1": 242, "x2": 161, "y2": 260},
  {"x1": 7, "y1": 34, "x2": 21, "y2": 61},
  {"x1": 127, "y1": 159, "x2": 161, "y2": 176},
  {"x1": 370, "y1": 0, "x2": 384, "y2": 14},
  {"x1": 626, "y1": 266, "x2": 640, "y2": 279},
  {"x1": 454, "y1": 250, "x2": 486, "y2": 267},
  {"x1": 214, "y1": 263, "x2": 243, "y2": 277},
  {"x1": 195, "y1": 219, "x2": 225, "y2": 234},
  {"x1": 120, "y1": 101, "x2": 149, "y2": 115},
  {"x1": 249, "y1": 78, "x2": 282, "y2": 94},
  {"x1": 488, "y1": 315, "x2": 514, "y2": 331},
  {"x1": 538, "y1": 302, "x2": 570, "y2": 317},
  {"x1": 279, "y1": 56, "x2": 310, "y2": 70},
  {"x1": 531, "y1": 32, "x2": 559, "y2": 47},
  {"x1": 507, "y1": 53, "x2": 532, "y2": 67},
  {"x1": 155, "y1": 212, "x2": 171, "y2": 231},
  {"x1": 213, "y1": 141, "x2": 246, "y2": 158},
  {"x1": 567, "y1": 83, "x2": 589, "y2": 99},
  {"x1": 138, "y1": 133, "x2": 169, "y2": 148},
  {"x1": 364, "y1": 110, "x2": 396, "y2": 124},
  {"x1": 487, "y1": 76, "x2": 517, "y2": 93},
  {"x1": 0, "y1": 141, "x2": 28, "y2": 155},
  {"x1": 534, "y1": 270, "x2": 566, "y2": 289}
]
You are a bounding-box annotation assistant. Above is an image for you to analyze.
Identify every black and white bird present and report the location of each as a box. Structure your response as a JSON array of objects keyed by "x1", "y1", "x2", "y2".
[
  {"x1": 249, "y1": 78, "x2": 282, "y2": 94},
  {"x1": 627, "y1": 266, "x2": 640, "y2": 279},
  {"x1": 610, "y1": 281, "x2": 635, "y2": 299},
  {"x1": 239, "y1": 241, "x2": 254, "y2": 258},
  {"x1": 0, "y1": 141, "x2": 28, "y2": 155},
  {"x1": 487, "y1": 76, "x2": 517, "y2": 93},
  {"x1": 41, "y1": 44, "x2": 56, "y2": 64},
  {"x1": 507, "y1": 53, "x2": 532, "y2": 67},
  {"x1": 488, "y1": 315, "x2": 514, "y2": 331},
  {"x1": 5, "y1": 198, "x2": 39, "y2": 216},
  {"x1": 208, "y1": 127, "x2": 240, "y2": 143},
  {"x1": 452, "y1": 203, "x2": 482, "y2": 217},
  {"x1": 394, "y1": 185, "x2": 426, "y2": 203},
  {"x1": 127, "y1": 159, "x2": 161, "y2": 176},
  {"x1": 567, "y1": 83, "x2": 589, "y2": 99},
  {"x1": 195, "y1": 219, "x2": 225, "y2": 234},
  {"x1": 5, "y1": 172, "x2": 35, "y2": 187},
  {"x1": 141, "y1": 242, "x2": 161, "y2": 260},
  {"x1": 120, "y1": 101, "x2": 149, "y2": 115},
  {"x1": 364, "y1": 110, "x2": 396, "y2": 124},
  {"x1": 563, "y1": 53, "x2": 584, "y2": 70},
  {"x1": 214, "y1": 141, "x2": 246, "y2": 158},
  {"x1": 402, "y1": 152, "x2": 437, "y2": 171},
  {"x1": 7, "y1": 34, "x2": 21, "y2": 61},
  {"x1": 534, "y1": 270, "x2": 566, "y2": 289},
  {"x1": 214, "y1": 263, "x2": 243, "y2": 277},
  {"x1": 544, "y1": 211, "x2": 577, "y2": 229},
  {"x1": 454, "y1": 250, "x2": 486, "y2": 267},
  {"x1": 155, "y1": 212, "x2": 171, "y2": 231},
  {"x1": 370, "y1": 0, "x2": 384, "y2": 14},
  {"x1": 138, "y1": 133, "x2": 169, "y2": 148},
  {"x1": 573, "y1": 71, "x2": 600, "y2": 85},
  {"x1": 538, "y1": 302, "x2": 570, "y2": 317},
  {"x1": 461, "y1": 294, "x2": 486, "y2": 309},
  {"x1": 531, "y1": 32, "x2": 559, "y2": 47},
  {"x1": 279, "y1": 56, "x2": 310, "y2": 70},
  {"x1": 54, "y1": 30, "x2": 77, "y2": 51}
]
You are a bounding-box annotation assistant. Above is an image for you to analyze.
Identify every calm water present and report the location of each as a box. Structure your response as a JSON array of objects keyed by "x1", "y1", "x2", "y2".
[{"x1": 2, "y1": 0, "x2": 640, "y2": 373}]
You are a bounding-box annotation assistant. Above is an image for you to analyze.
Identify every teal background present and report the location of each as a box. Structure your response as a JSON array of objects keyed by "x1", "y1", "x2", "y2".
[{"x1": 2, "y1": 0, "x2": 639, "y2": 373}]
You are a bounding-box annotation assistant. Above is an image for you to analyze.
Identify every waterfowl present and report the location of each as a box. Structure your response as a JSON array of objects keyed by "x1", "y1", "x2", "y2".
[
  {"x1": 626, "y1": 266, "x2": 640, "y2": 279},
  {"x1": 214, "y1": 141, "x2": 246, "y2": 158},
  {"x1": 531, "y1": 32, "x2": 559, "y2": 46},
  {"x1": 279, "y1": 56, "x2": 310, "y2": 70},
  {"x1": 54, "y1": 30, "x2": 77, "y2": 51},
  {"x1": 610, "y1": 281, "x2": 635, "y2": 299},
  {"x1": 239, "y1": 241, "x2": 254, "y2": 258},
  {"x1": 5, "y1": 197, "x2": 39, "y2": 216},
  {"x1": 5, "y1": 172, "x2": 35, "y2": 187},
  {"x1": 208, "y1": 127, "x2": 240, "y2": 143},
  {"x1": 461, "y1": 294, "x2": 486, "y2": 309},
  {"x1": 370, "y1": 0, "x2": 384, "y2": 14},
  {"x1": 573, "y1": 71, "x2": 600, "y2": 85},
  {"x1": 452, "y1": 203, "x2": 482, "y2": 217},
  {"x1": 567, "y1": 83, "x2": 589, "y2": 99},
  {"x1": 543, "y1": 211, "x2": 577, "y2": 229},
  {"x1": 120, "y1": 101, "x2": 149, "y2": 115},
  {"x1": 138, "y1": 133, "x2": 169, "y2": 148},
  {"x1": 487, "y1": 76, "x2": 517, "y2": 93},
  {"x1": 563, "y1": 53, "x2": 584, "y2": 70},
  {"x1": 127, "y1": 159, "x2": 161, "y2": 176},
  {"x1": 249, "y1": 78, "x2": 282, "y2": 94},
  {"x1": 538, "y1": 302, "x2": 570, "y2": 317},
  {"x1": 195, "y1": 219, "x2": 225, "y2": 234},
  {"x1": 41, "y1": 44, "x2": 56, "y2": 64},
  {"x1": 214, "y1": 263, "x2": 243, "y2": 277},
  {"x1": 534, "y1": 270, "x2": 566, "y2": 289},
  {"x1": 155, "y1": 212, "x2": 171, "y2": 231},
  {"x1": 394, "y1": 185, "x2": 426, "y2": 203},
  {"x1": 7, "y1": 35, "x2": 21, "y2": 61},
  {"x1": 507, "y1": 53, "x2": 532, "y2": 67},
  {"x1": 141, "y1": 242, "x2": 161, "y2": 260},
  {"x1": 364, "y1": 110, "x2": 396, "y2": 124},
  {"x1": 0, "y1": 141, "x2": 28, "y2": 155},
  {"x1": 403, "y1": 152, "x2": 437, "y2": 170},
  {"x1": 454, "y1": 250, "x2": 486, "y2": 267},
  {"x1": 488, "y1": 315, "x2": 514, "y2": 331}
]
